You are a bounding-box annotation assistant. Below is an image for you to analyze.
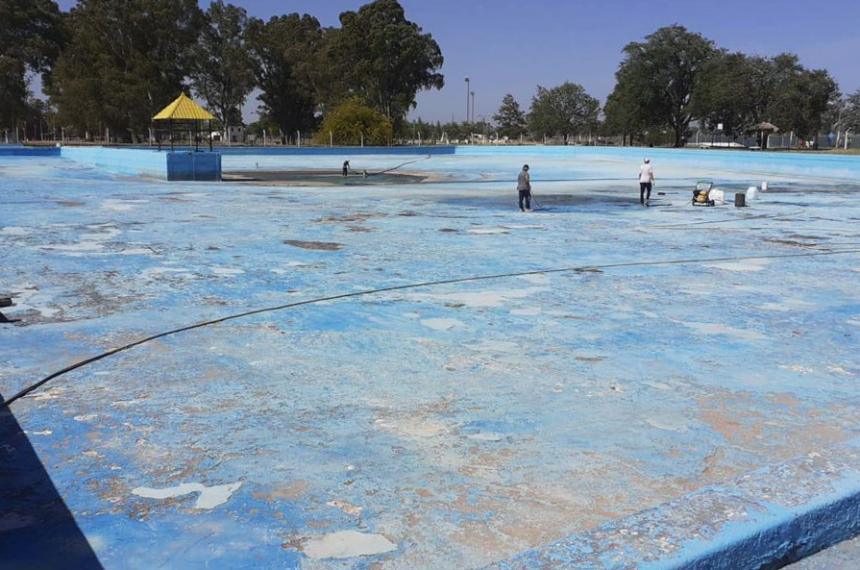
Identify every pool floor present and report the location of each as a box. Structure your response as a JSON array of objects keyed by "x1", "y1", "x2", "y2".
[{"x1": 1, "y1": 149, "x2": 860, "y2": 568}]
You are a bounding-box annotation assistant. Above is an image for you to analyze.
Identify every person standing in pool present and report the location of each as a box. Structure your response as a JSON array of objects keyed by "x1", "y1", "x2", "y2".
[
  {"x1": 517, "y1": 164, "x2": 532, "y2": 212},
  {"x1": 639, "y1": 158, "x2": 655, "y2": 205},
  {"x1": 342, "y1": 160, "x2": 350, "y2": 177}
]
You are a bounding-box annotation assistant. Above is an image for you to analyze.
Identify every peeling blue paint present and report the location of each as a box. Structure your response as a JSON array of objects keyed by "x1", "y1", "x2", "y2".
[{"x1": 1, "y1": 147, "x2": 860, "y2": 568}]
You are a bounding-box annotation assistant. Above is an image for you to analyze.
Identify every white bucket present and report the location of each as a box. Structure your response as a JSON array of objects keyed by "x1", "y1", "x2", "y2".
[
  {"x1": 747, "y1": 187, "x2": 759, "y2": 200},
  {"x1": 708, "y1": 189, "x2": 725, "y2": 204},
  {"x1": 761, "y1": 181, "x2": 769, "y2": 191}
]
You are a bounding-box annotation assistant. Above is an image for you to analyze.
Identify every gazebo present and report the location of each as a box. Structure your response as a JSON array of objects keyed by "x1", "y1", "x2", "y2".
[
  {"x1": 748, "y1": 121, "x2": 779, "y2": 150},
  {"x1": 152, "y1": 93, "x2": 215, "y2": 152}
]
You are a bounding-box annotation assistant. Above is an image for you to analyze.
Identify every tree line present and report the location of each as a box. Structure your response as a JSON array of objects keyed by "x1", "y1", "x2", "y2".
[
  {"x1": 2, "y1": 1, "x2": 859, "y2": 148},
  {"x1": 415, "y1": 26, "x2": 859, "y2": 148},
  {"x1": 1, "y1": 0, "x2": 442, "y2": 143}
]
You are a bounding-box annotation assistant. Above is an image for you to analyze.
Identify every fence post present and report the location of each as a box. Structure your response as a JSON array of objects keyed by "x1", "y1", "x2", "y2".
[{"x1": 329, "y1": 131, "x2": 333, "y2": 147}]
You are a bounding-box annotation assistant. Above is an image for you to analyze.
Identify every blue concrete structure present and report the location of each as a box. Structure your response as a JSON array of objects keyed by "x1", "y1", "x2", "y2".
[
  {"x1": 0, "y1": 145, "x2": 60, "y2": 156},
  {"x1": 166, "y1": 151, "x2": 222, "y2": 181},
  {"x1": 217, "y1": 145, "x2": 455, "y2": 156},
  {"x1": 61, "y1": 146, "x2": 171, "y2": 178},
  {"x1": 1, "y1": 147, "x2": 860, "y2": 568}
]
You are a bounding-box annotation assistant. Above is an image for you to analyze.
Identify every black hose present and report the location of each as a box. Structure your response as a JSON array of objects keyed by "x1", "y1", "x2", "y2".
[
  {"x1": 4, "y1": 248, "x2": 859, "y2": 407},
  {"x1": 367, "y1": 154, "x2": 432, "y2": 177}
]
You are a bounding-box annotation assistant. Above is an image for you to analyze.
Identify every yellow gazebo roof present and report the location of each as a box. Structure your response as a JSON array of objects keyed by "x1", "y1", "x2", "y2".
[{"x1": 153, "y1": 93, "x2": 215, "y2": 121}]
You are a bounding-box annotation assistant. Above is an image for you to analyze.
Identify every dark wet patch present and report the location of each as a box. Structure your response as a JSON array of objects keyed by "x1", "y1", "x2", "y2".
[
  {"x1": 347, "y1": 226, "x2": 374, "y2": 233},
  {"x1": 575, "y1": 267, "x2": 603, "y2": 273},
  {"x1": 576, "y1": 356, "x2": 605, "y2": 363},
  {"x1": 788, "y1": 234, "x2": 826, "y2": 240},
  {"x1": 55, "y1": 200, "x2": 84, "y2": 207},
  {"x1": 763, "y1": 238, "x2": 817, "y2": 248},
  {"x1": 439, "y1": 228, "x2": 459, "y2": 233},
  {"x1": 316, "y1": 213, "x2": 386, "y2": 224},
  {"x1": 399, "y1": 211, "x2": 418, "y2": 217},
  {"x1": 284, "y1": 240, "x2": 343, "y2": 251}
]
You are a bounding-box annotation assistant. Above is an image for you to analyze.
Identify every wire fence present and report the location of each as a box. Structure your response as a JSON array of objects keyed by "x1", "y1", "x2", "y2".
[
  {"x1": 689, "y1": 129, "x2": 859, "y2": 150},
  {"x1": 5, "y1": 125, "x2": 859, "y2": 150}
]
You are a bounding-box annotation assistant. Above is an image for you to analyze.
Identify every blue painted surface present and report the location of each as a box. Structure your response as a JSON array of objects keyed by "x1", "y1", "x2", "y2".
[
  {"x1": 0, "y1": 145, "x2": 61, "y2": 156},
  {"x1": 61, "y1": 146, "x2": 169, "y2": 178},
  {"x1": 166, "y1": 151, "x2": 222, "y2": 181},
  {"x1": 1, "y1": 148, "x2": 860, "y2": 568},
  {"x1": 218, "y1": 145, "x2": 455, "y2": 156}
]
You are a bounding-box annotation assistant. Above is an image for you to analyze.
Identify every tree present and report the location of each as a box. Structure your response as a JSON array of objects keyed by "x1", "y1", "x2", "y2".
[
  {"x1": 247, "y1": 13, "x2": 324, "y2": 143},
  {"x1": 0, "y1": 0, "x2": 63, "y2": 132},
  {"x1": 47, "y1": 0, "x2": 203, "y2": 140},
  {"x1": 845, "y1": 90, "x2": 860, "y2": 132},
  {"x1": 603, "y1": 79, "x2": 648, "y2": 145},
  {"x1": 613, "y1": 25, "x2": 716, "y2": 147},
  {"x1": 494, "y1": 94, "x2": 527, "y2": 139},
  {"x1": 314, "y1": 97, "x2": 392, "y2": 146},
  {"x1": 764, "y1": 54, "x2": 838, "y2": 141},
  {"x1": 189, "y1": 1, "x2": 255, "y2": 136},
  {"x1": 692, "y1": 52, "x2": 758, "y2": 139},
  {"x1": 330, "y1": 0, "x2": 443, "y2": 126},
  {"x1": 527, "y1": 82, "x2": 599, "y2": 144}
]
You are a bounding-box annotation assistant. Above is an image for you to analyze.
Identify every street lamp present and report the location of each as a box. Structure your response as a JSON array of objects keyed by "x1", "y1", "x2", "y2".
[{"x1": 465, "y1": 77, "x2": 470, "y2": 123}]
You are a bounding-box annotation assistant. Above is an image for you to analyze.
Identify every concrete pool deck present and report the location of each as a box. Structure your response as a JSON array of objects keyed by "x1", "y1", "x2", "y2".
[{"x1": 1, "y1": 147, "x2": 860, "y2": 568}]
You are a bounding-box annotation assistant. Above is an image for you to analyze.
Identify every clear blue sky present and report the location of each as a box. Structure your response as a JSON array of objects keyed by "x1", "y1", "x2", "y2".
[{"x1": 54, "y1": 0, "x2": 860, "y2": 123}]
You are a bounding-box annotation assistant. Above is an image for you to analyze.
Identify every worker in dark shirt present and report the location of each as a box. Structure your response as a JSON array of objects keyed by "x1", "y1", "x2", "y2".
[{"x1": 517, "y1": 164, "x2": 532, "y2": 212}]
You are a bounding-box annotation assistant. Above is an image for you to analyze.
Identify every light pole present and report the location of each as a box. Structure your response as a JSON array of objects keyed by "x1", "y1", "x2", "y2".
[
  {"x1": 465, "y1": 77, "x2": 470, "y2": 123},
  {"x1": 470, "y1": 92, "x2": 475, "y2": 123}
]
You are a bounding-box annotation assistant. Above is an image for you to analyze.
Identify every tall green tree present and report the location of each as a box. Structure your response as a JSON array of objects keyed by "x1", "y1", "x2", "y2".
[
  {"x1": 189, "y1": 1, "x2": 255, "y2": 135},
  {"x1": 602, "y1": 80, "x2": 647, "y2": 144},
  {"x1": 246, "y1": 13, "x2": 324, "y2": 143},
  {"x1": 47, "y1": 0, "x2": 203, "y2": 140},
  {"x1": 612, "y1": 25, "x2": 716, "y2": 147},
  {"x1": 314, "y1": 97, "x2": 392, "y2": 146},
  {"x1": 0, "y1": 0, "x2": 63, "y2": 131},
  {"x1": 764, "y1": 54, "x2": 838, "y2": 140},
  {"x1": 493, "y1": 94, "x2": 527, "y2": 139},
  {"x1": 692, "y1": 52, "x2": 758, "y2": 139},
  {"x1": 330, "y1": 0, "x2": 443, "y2": 126},
  {"x1": 527, "y1": 82, "x2": 599, "y2": 144},
  {"x1": 844, "y1": 90, "x2": 860, "y2": 133}
]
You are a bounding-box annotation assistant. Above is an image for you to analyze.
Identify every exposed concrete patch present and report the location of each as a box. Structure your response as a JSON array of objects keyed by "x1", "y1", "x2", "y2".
[
  {"x1": 211, "y1": 266, "x2": 245, "y2": 277},
  {"x1": 705, "y1": 258, "x2": 771, "y2": 272},
  {"x1": 415, "y1": 287, "x2": 547, "y2": 308},
  {"x1": 0, "y1": 226, "x2": 32, "y2": 235},
  {"x1": 301, "y1": 530, "x2": 396, "y2": 559},
  {"x1": 420, "y1": 318, "x2": 464, "y2": 331},
  {"x1": 680, "y1": 321, "x2": 767, "y2": 341},
  {"x1": 374, "y1": 414, "x2": 448, "y2": 439},
  {"x1": 284, "y1": 239, "x2": 342, "y2": 251},
  {"x1": 468, "y1": 227, "x2": 509, "y2": 235},
  {"x1": 101, "y1": 199, "x2": 148, "y2": 212},
  {"x1": 132, "y1": 481, "x2": 242, "y2": 510},
  {"x1": 326, "y1": 500, "x2": 363, "y2": 517}
]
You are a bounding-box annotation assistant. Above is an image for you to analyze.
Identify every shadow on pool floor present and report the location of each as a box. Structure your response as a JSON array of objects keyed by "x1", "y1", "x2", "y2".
[{"x1": 0, "y1": 393, "x2": 103, "y2": 569}]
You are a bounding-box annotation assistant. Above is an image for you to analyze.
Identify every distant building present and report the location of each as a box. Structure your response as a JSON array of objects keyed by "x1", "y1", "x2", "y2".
[{"x1": 211, "y1": 126, "x2": 245, "y2": 144}]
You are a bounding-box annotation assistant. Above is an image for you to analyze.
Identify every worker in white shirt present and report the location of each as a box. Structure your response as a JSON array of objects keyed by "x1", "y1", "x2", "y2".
[{"x1": 638, "y1": 158, "x2": 655, "y2": 205}]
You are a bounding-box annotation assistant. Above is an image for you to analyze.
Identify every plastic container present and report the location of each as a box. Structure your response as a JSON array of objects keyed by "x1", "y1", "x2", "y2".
[{"x1": 708, "y1": 189, "x2": 725, "y2": 204}]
